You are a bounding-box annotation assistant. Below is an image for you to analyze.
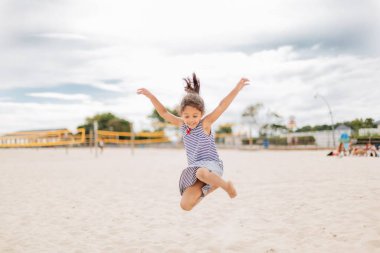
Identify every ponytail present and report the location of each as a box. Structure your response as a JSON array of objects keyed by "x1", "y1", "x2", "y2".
[
  {"x1": 183, "y1": 73, "x2": 200, "y2": 94},
  {"x1": 180, "y1": 73, "x2": 205, "y2": 114}
]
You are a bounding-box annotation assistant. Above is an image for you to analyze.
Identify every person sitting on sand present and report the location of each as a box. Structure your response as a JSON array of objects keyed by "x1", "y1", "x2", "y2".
[
  {"x1": 347, "y1": 140, "x2": 354, "y2": 156},
  {"x1": 366, "y1": 141, "x2": 378, "y2": 157},
  {"x1": 138, "y1": 73, "x2": 248, "y2": 211},
  {"x1": 351, "y1": 147, "x2": 367, "y2": 156},
  {"x1": 327, "y1": 142, "x2": 346, "y2": 157}
]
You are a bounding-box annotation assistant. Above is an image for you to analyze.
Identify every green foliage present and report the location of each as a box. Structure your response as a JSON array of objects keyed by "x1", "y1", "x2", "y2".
[
  {"x1": 242, "y1": 138, "x2": 258, "y2": 145},
  {"x1": 260, "y1": 124, "x2": 289, "y2": 136},
  {"x1": 242, "y1": 103, "x2": 263, "y2": 119},
  {"x1": 343, "y1": 118, "x2": 376, "y2": 133},
  {"x1": 296, "y1": 124, "x2": 331, "y2": 132},
  {"x1": 296, "y1": 126, "x2": 312, "y2": 132},
  {"x1": 78, "y1": 112, "x2": 131, "y2": 133},
  {"x1": 351, "y1": 133, "x2": 380, "y2": 139},
  {"x1": 216, "y1": 124, "x2": 233, "y2": 134},
  {"x1": 314, "y1": 124, "x2": 332, "y2": 131},
  {"x1": 297, "y1": 136, "x2": 316, "y2": 145},
  {"x1": 215, "y1": 124, "x2": 233, "y2": 144},
  {"x1": 267, "y1": 137, "x2": 287, "y2": 145},
  {"x1": 149, "y1": 107, "x2": 179, "y2": 130},
  {"x1": 242, "y1": 136, "x2": 315, "y2": 146},
  {"x1": 149, "y1": 108, "x2": 179, "y2": 123},
  {"x1": 296, "y1": 118, "x2": 377, "y2": 134},
  {"x1": 271, "y1": 124, "x2": 288, "y2": 130}
]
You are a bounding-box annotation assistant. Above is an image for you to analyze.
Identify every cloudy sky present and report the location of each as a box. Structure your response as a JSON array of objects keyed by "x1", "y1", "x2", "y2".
[{"x1": 0, "y1": 0, "x2": 379, "y2": 133}]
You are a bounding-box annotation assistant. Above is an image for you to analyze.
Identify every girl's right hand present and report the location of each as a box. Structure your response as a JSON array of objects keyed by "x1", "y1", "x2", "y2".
[{"x1": 137, "y1": 88, "x2": 153, "y2": 98}]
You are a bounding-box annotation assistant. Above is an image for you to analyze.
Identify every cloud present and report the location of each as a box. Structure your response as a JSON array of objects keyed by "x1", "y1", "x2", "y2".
[
  {"x1": 34, "y1": 33, "x2": 88, "y2": 41},
  {"x1": 0, "y1": 0, "x2": 379, "y2": 133},
  {"x1": 27, "y1": 92, "x2": 91, "y2": 102},
  {"x1": 89, "y1": 82, "x2": 124, "y2": 92}
]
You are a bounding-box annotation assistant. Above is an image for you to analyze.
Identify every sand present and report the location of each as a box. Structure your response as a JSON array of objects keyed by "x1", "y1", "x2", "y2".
[{"x1": 0, "y1": 148, "x2": 379, "y2": 253}]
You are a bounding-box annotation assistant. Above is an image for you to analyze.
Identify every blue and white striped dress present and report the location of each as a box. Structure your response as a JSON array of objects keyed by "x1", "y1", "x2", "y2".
[{"x1": 179, "y1": 119, "x2": 224, "y2": 196}]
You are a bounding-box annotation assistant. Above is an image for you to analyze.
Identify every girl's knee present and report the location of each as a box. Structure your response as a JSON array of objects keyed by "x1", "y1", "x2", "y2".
[
  {"x1": 180, "y1": 193, "x2": 201, "y2": 211},
  {"x1": 180, "y1": 200, "x2": 195, "y2": 211}
]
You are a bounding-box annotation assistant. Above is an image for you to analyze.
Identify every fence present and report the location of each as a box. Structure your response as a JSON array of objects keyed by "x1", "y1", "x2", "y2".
[
  {"x1": 0, "y1": 129, "x2": 86, "y2": 148},
  {"x1": 97, "y1": 130, "x2": 170, "y2": 145},
  {"x1": 0, "y1": 129, "x2": 331, "y2": 149},
  {"x1": 0, "y1": 129, "x2": 170, "y2": 148}
]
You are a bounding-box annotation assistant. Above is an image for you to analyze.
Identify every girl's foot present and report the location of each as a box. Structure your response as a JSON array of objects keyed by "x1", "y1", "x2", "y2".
[{"x1": 226, "y1": 181, "x2": 237, "y2": 198}]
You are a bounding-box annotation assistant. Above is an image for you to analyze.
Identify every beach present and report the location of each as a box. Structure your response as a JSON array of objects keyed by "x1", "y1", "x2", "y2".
[{"x1": 0, "y1": 148, "x2": 379, "y2": 253}]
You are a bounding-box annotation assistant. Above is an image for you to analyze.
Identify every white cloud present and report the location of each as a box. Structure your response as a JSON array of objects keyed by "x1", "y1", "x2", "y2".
[
  {"x1": 89, "y1": 82, "x2": 124, "y2": 92},
  {"x1": 34, "y1": 33, "x2": 88, "y2": 41},
  {"x1": 0, "y1": 0, "x2": 379, "y2": 133},
  {"x1": 27, "y1": 92, "x2": 91, "y2": 102}
]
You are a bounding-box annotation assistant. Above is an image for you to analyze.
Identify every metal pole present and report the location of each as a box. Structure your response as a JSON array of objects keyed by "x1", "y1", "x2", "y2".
[
  {"x1": 94, "y1": 121, "x2": 98, "y2": 158},
  {"x1": 89, "y1": 129, "x2": 93, "y2": 153},
  {"x1": 315, "y1": 93, "x2": 336, "y2": 148},
  {"x1": 249, "y1": 122, "x2": 252, "y2": 146},
  {"x1": 131, "y1": 122, "x2": 135, "y2": 155}
]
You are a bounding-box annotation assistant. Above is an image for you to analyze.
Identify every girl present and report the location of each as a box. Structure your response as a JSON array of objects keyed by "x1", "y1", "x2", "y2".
[{"x1": 137, "y1": 73, "x2": 249, "y2": 211}]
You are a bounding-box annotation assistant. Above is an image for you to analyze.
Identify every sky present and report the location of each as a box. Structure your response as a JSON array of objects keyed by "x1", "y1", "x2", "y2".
[{"x1": 0, "y1": 0, "x2": 379, "y2": 134}]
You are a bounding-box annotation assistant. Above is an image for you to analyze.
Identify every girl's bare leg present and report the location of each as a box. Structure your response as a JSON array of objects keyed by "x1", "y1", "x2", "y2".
[
  {"x1": 180, "y1": 180, "x2": 205, "y2": 211},
  {"x1": 195, "y1": 168, "x2": 237, "y2": 198},
  {"x1": 206, "y1": 186, "x2": 219, "y2": 195}
]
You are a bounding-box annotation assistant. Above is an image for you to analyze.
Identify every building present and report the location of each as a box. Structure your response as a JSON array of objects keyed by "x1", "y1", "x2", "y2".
[
  {"x1": 358, "y1": 120, "x2": 380, "y2": 136},
  {"x1": 282, "y1": 124, "x2": 352, "y2": 148},
  {"x1": 0, "y1": 128, "x2": 84, "y2": 147}
]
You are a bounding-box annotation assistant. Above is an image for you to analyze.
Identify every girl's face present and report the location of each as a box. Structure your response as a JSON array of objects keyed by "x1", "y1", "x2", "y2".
[{"x1": 181, "y1": 106, "x2": 203, "y2": 129}]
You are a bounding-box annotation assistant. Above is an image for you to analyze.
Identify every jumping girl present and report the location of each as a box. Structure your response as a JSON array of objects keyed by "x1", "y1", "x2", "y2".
[{"x1": 137, "y1": 73, "x2": 249, "y2": 211}]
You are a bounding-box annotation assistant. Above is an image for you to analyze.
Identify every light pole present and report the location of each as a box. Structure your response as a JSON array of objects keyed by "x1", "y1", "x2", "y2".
[{"x1": 314, "y1": 93, "x2": 336, "y2": 148}]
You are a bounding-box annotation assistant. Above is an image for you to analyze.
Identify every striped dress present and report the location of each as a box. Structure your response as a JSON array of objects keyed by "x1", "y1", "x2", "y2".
[{"x1": 179, "y1": 119, "x2": 223, "y2": 197}]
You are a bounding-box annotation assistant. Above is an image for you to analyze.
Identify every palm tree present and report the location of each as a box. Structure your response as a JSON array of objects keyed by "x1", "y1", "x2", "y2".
[
  {"x1": 261, "y1": 111, "x2": 284, "y2": 137},
  {"x1": 242, "y1": 103, "x2": 263, "y2": 145}
]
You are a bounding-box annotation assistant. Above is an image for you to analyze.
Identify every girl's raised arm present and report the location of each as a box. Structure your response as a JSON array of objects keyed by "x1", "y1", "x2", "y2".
[
  {"x1": 203, "y1": 78, "x2": 249, "y2": 127},
  {"x1": 137, "y1": 88, "x2": 183, "y2": 127}
]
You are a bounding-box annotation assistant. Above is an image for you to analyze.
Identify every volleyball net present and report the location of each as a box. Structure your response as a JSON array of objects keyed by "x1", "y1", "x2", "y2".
[{"x1": 0, "y1": 128, "x2": 173, "y2": 148}]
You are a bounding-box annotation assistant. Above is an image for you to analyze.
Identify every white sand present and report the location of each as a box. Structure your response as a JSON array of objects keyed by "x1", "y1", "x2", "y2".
[{"x1": 0, "y1": 148, "x2": 379, "y2": 253}]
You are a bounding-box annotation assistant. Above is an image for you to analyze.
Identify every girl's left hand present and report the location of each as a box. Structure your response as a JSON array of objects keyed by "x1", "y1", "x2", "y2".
[{"x1": 237, "y1": 78, "x2": 250, "y2": 90}]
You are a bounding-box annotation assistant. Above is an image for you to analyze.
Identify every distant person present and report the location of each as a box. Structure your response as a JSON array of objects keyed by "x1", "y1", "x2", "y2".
[
  {"x1": 340, "y1": 133, "x2": 350, "y2": 154},
  {"x1": 351, "y1": 142, "x2": 378, "y2": 157},
  {"x1": 263, "y1": 138, "x2": 269, "y2": 149},
  {"x1": 138, "y1": 73, "x2": 248, "y2": 211},
  {"x1": 352, "y1": 147, "x2": 367, "y2": 156},
  {"x1": 338, "y1": 142, "x2": 347, "y2": 157},
  {"x1": 366, "y1": 141, "x2": 378, "y2": 157},
  {"x1": 347, "y1": 140, "x2": 354, "y2": 156},
  {"x1": 327, "y1": 142, "x2": 346, "y2": 157},
  {"x1": 98, "y1": 138, "x2": 104, "y2": 153}
]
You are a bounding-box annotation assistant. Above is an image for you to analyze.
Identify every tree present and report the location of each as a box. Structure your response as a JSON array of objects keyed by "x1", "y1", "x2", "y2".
[
  {"x1": 346, "y1": 118, "x2": 376, "y2": 134},
  {"x1": 242, "y1": 103, "x2": 263, "y2": 120},
  {"x1": 78, "y1": 113, "x2": 131, "y2": 133},
  {"x1": 242, "y1": 103, "x2": 263, "y2": 145},
  {"x1": 149, "y1": 107, "x2": 179, "y2": 130},
  {"x1": 295, "y1": 118, "x2": 377, "y2": 134},
  {"x1": 296, "y1": 125, "x2": 313, "y2": 132},
  {"x1": 216, "y1": 123, "x2": 233, "y2": 134},
  {"x1": 260, "y1": 111, "x2": 286, "y2": 137},
  {"x1": 364, "y1": 118, "x2": 376, "y2": 128}
]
